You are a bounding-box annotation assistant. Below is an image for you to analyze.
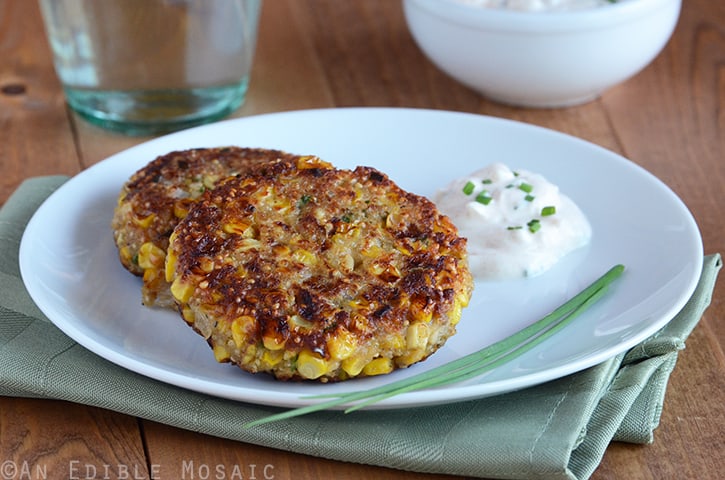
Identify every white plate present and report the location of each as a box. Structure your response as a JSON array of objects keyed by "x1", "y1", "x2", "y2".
[{"x1": 19, "y1": 108, "x2": 702, "y2": 409}]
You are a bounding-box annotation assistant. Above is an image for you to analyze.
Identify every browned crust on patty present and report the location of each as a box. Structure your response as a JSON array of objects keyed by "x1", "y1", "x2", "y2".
[
  {"x1": 167, "y1": 164, "x2": 473, "y2": 382},
  {"x1": 111, "y1": 146, "x2": 323, "y2": 306}
]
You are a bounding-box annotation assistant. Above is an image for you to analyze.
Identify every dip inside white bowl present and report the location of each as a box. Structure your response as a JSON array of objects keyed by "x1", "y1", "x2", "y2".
[{"x1": 453, "y1": 0, "x2": 625, "y2": 12}]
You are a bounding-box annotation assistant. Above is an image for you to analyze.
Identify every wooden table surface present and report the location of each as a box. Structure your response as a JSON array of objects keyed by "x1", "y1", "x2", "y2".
[{"x1": 1, "y1": 1, "x2": 723, "y2": 479}]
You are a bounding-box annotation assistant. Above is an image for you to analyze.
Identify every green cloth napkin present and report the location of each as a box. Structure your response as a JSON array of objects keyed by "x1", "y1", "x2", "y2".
[{"x1": 1, "y1": 177, "x2": 721, "y2": 480}]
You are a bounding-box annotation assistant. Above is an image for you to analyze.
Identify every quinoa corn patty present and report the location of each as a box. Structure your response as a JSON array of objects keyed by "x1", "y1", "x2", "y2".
[
  {"x1": 111, "y1": 146, "x2": 321, "y2": 307},
  {"x1": 166, "y1": 163, "x2": 474, "y2": 382}
]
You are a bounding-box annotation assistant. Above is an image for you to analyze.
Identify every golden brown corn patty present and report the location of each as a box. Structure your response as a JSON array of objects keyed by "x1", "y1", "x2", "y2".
[
  {"x1": 111, "y1": 146, "x2": 321, "y2": 307},
  {"x1": 166, "y1": 163, "x2": 473, "y2": 382}
]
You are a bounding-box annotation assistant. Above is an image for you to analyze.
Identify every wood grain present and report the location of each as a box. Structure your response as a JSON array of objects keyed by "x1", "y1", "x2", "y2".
[
  {"x1": 0, "y1": 0, "x2": 79, "y2": 204},
  {"x1": 143, "y1": 421, "x2": 463, "y2": 480},
  {"x1": 0, "y1": 398, "x2": 150, "y2": 479},
  {"x1": 1, "y1": 0, "x2": 722, "y2": 479}
]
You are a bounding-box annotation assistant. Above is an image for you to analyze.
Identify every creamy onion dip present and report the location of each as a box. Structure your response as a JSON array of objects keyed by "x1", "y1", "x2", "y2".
[
  {"x1": 452, "y1": 0, "x2": 621, "y2": 12},
  {"x1": 434, "y1": 163, "x2": 591, "y2": 280}
]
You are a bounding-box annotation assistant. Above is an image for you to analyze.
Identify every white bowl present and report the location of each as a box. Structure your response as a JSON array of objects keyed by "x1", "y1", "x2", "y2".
[{"x1": 403, "y1": 0, "x2": 681, "y2": 107}]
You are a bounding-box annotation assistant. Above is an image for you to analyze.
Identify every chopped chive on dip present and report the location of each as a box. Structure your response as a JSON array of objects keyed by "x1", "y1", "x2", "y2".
[
  {"x1": 482, "y1": 179, "x2": 493, "y2": 184},
  {"x1": 475, "y1": 190, "x2": 492, "y2": 205},
  {"x1": 527, "y1": 219, "x2": 541, "y2": 233},
  {"x1": 525, "y1": 194, "x2": 535, "y2": 202},
  {"x1": 518, "y1": 182, "x2": 533, "y2": 193},
  {"x1": 541, "y1": 205, "x2": 557, "y2": 216},
  {"x1": 463, "y1": 181, "x2": 475, "y2": 195}
]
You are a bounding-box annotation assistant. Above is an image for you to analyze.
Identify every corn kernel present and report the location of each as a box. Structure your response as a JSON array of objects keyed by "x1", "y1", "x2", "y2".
[
  {"x1": 170, "y1": 277, "x2": 194, "y2": 303},
  {"x1": 458, "y1": 292, "x2": 471, "y2": 308},
  {"x1": 231, "y1": 316, "x2": 254, "y2": 348},
  {"x1": 362, "y1": 357, "x2": 393, "y2": 376},
  {"x1": 142, "y1": 268, "x2": 157, "y2": 284},
  {"x1": 262, "y1": 349, "x2": 284, "y2": 367},
  {"x1": 297, "y1": 350, "x2": 328, "y2": 380},
  {"x1": 213, "y1": 345, "x2": 230, "y2": 362},
  {"x1": 385, "y1": 212, "x2": 399, "y2": 230},
  {"x1": 292, "y1": 249, "x2": 317, "y2": 266},
  {"x1": 396, "y1": 349, "x2": 426, "y2": 367},
  {"x1": 361, "y1": 244, "x2": 383, "y2": 258},
  {"x1": 328, "y1": 330, "x2": 356, "y2": 360},
  {"x1": 203, "y1": 175, "x2": 219, "y2": 190},
  {"x1": 236, "y1": 238, "x2": 262, "y2": 252},
  {"x1": 181, "y1": 306, "x2": 195, "y2": 324},
  {"x1": 165, "y1": 241, "x2": 178, "y2": 283},
  {"x1": 409, "y1": 296, "x2": 433, "y2": 323},
  {"x1": 262, "y1": 335, "x2": 285, "y2": 351},
  {"x1": 137, "y1": 242, "x2": 166, "y2": 269},
  {"x1": 296, "y1": 156, "x2": 333, "y2": 170},
  {"x1": 341, "y1": 355, "x2": 367, "y2": 377},
  {"x1": 386, "y1": 334, "x2": 406, "y2": 351},
  {"x1": 198, "y1": 257, "x2": 215, "y2": 273},
  {"x1": 334, "y1": 219, "x2": 355, "y2": 235},
  {"x1": 132, "y1": 213, "x2": 155, "y2": 229},
  {"x1": 449, "y1": 296, "x2": 466, "y2": 326},
  {"x1": 369, "y1": 262, "x2": 386, "y2": 276},
  {"x1": 289, "y1": 314, "x2": 313, "y2": 331},
  {"x1": 173, "y1": 200, "x2": 191, "y2": 219},
  {"x1": 377, "y1": 263, "x2": 401, "y2": 282},
  {"x1": 273, "y1": 199, "x2": 292, "y2": 214},
  {"x1": 348, "y1": 298, "x2": 370, "y2": 310},
  {"x1": 242, "y1": 344, "x2": 258, "y2": 365},
  {"x1": 120, "y1": 246, "x2": 133, "y2": 263},
  {"x1": 223, "y1": 220, "x2": 252, "y2": 236},
  {"x1": 340, "y1": 253, "x2": 355, "y2": 273},
  {"x1": 406, "y1": 322, "x2": 429, "y2": 350}
]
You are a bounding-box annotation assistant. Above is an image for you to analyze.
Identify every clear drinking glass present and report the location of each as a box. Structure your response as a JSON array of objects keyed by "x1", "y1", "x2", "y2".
[{"x1": 38, "y1": 0, "x2": 262, "y2": 135}]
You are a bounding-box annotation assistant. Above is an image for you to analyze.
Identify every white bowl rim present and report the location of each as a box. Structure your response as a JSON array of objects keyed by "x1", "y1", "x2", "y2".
[{"x1": 404, "y1": 0, "x2": 682, "y2": 33}]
